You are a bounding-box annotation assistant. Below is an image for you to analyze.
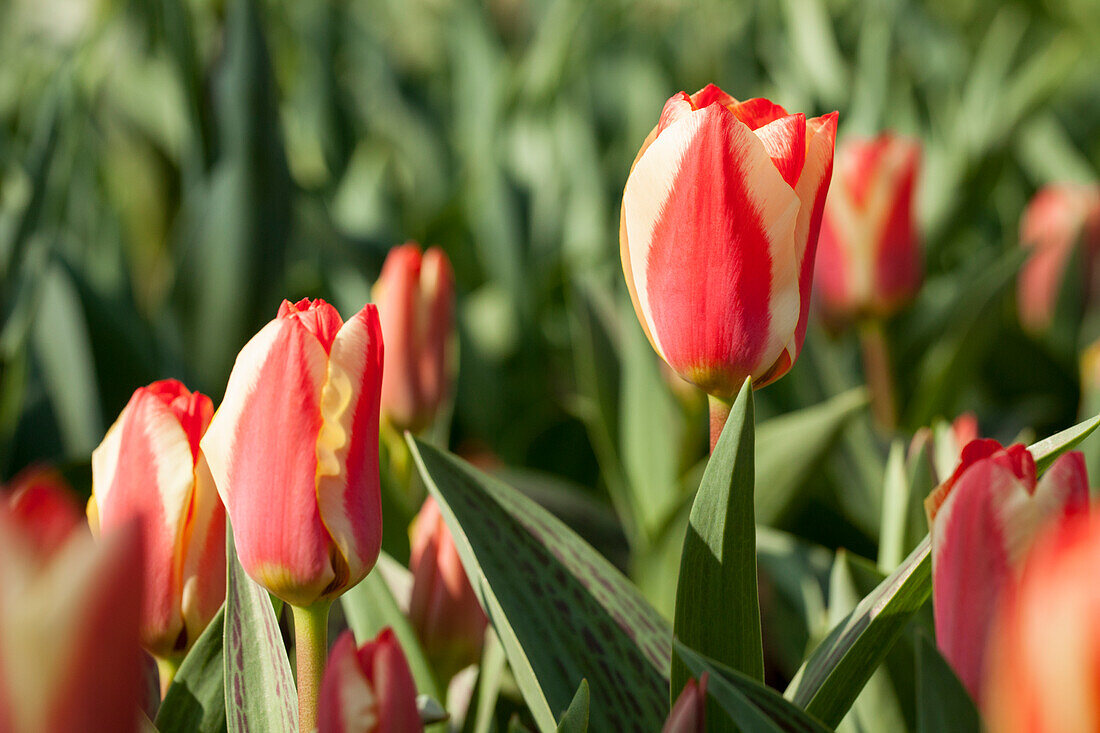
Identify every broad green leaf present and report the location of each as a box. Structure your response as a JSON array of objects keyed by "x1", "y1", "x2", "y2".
[
  {"x1": 1030, "y1": 413, "x2": 1100, "y2": 473},
  {"x1": 915, "y1": 632, "x2": 980, "y2": 733},
  {"x1": 408, "y1": 437, "x2": 670, "y2": 733},
  {"x1": 672, "y1": 379, "x2": 763, "y2": 725},
  {"x1": 223, "y1": 527, "x2": 297, "y2": 733},
  {"x1": 676, "y1": 642, "x2": 833, "y2": 733},
  {"x1": 555, "y1": 679, "x2": 590, "y2": 733},
  {"x1": 157, "y1": 608, "x2": 228, "y2": 733},
  {"x1": 341, "y1": 553, "x2": 440, "y2": 701}
]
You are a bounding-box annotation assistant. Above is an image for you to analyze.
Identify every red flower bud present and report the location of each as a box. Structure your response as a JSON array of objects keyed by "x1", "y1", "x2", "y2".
[
  {"x1": 374, "y1": 243, "x2": 455, "y2": 433},
  {"x1": 408, "y1": 496, "x2": 487, "y2": 679},
  {"x1": 620, "y1": 84, "x2": 837, "y2": 396},
  {"x1": 662, "y1": 673, "x2": 708, "y2": 733},
  {"x1": 318, "y1": 629, "x2": 422, "y2": 733},
  {"x1": 91, "y1": 379, "x2": 225, "y2": 659},
  {"x1": 815, "y1": 133, "x2": 922, "y2": 321},
  {"x1": 202, "y1": 299, "x2": 384, "y2": 608},
  {"x1": 3, "y1": 465, "x2": 85, "y2": 557}
]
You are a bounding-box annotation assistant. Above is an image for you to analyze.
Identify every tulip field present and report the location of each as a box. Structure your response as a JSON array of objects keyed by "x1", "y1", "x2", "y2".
[{"x1": 3, "y1": 0, "x2": 1100, "y2": 731}]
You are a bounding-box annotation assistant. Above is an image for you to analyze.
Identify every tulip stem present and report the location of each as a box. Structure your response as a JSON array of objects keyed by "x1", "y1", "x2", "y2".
[
  {"x1": 292, "y1": 600, "x2": 332, "y2": 733},
  {"x1": 708, "y1": 395, "x2": 733, "y2": 453},
  {"x1": 156, "y1": 656, "x2": 181, "y2": 699},
  {"x1": 858, "y1": 319, "x2": 898, "y2": 432}
]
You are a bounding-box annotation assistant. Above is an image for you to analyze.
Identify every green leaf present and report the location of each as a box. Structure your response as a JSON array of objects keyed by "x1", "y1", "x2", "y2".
[
  {"x1": 468, "y1": 630, "x2": 507, "y2": 733},
  {"x1": 408, "y1": 437, "x2": 670, "y2": 733},
  {"x1": 223, "y1": 526, "x2": 297, "y2": 733},
  {"x1": 676, "y1": 642, "x2": 834, "y2": 733},
  {"x1": 672, "y1": 379, "x2": 763, "y2": 725},
  {"x1": 555, "y1": 679, "x2": 590, "y2": 733},
  {"x1": 340, "y1": 554, "x2": 440, "y2": 701},
  {"x1": 157, "y1": 608, "x2": 228, "y2": 733},
  {"x1": 915, "y1": 631, "x2": 980, "y2": 733},
  {"x1": 1029, "y1": 413, "x2": 1100, "y2": 474}
]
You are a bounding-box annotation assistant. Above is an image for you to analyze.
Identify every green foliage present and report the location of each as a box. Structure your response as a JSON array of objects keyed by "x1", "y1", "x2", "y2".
[{"x1": 157, "y1": 608, "x2": 228, "y2": 733}]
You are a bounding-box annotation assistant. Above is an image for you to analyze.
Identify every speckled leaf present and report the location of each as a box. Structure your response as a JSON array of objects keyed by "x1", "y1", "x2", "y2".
[
  {"x1": 408, "y1": 437, "x2": 670, "y2": 733},
  {"x1": 223, "y1": 525, "x2": 297, "y2": 733}
]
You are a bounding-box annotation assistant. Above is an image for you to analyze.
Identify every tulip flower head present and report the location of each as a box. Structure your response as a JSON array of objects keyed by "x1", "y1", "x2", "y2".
[
  {"x1": 662, "y1": 673, "x2": 708, "y2": 733},
  {"x1": 90, "y1": 379, "x2": 225, "y2": 660},
  {"x1": 814, "y1": 133, "x2": 921, "y2": 323},
  {"x1": 924, "y1": 439, "x2": 1089, "y2": 701},
  {"x1": 620, "y1": 84, "x2": 838, "y2": 396},
  {"x1": 374, "y1": 243, "x2": 454, "y2": 433},
  {"x1": 408, "y1": 496, "x2": 487, "y2": 679},
  {"x1": 984, "y1": 513, "x2": 1100, "y2": 733},
  {"x1": 3, "y1": 465, "x2": 85, "y2": 557},
  {"x1": 1017, "y1": 183, "x2": 1100, "y2": 334},
  {"x1": 202, "y1": 298, "x2": 384, "y2": 608},
  {"x1": 318, "y1": 628, "x2": 422, "y2": 733},
  {"x1": 0, "y1": 507, "x2": 144, "y2": 733}
]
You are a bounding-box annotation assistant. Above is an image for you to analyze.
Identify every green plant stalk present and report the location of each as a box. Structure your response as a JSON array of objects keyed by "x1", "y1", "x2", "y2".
[
  {"x1": 858, "y1": 319, "x2": 897, "y2": 432},
  {"x1": 708, "y1": 395, "x2": 733, "y2": 453},
  {"x1": 156, "y1": 655, "x2": 182, "y2": 699},
  {"x1": 292, "y1": 600, "x2": 332, "y2": 732}
]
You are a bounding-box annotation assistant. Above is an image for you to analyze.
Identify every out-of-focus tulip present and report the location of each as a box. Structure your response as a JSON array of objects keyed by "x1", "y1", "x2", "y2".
[
  {"x1": 662, "y1": 673, "x2": 708, "y2": 733},
  {"x1": 202, "y1": 298, "x2": 384, "y2": 608},
  {"x1": 408, "y1": 496, "x2": 487, "y2": 679},
  {"x1": 317, "y1": 628, "x2": 422, "y2": 733},
  {"x1": 984, "y1": 513, "x2": 1100, "y2": 733},
  {"x1": 814, "y1": 134, "x2": 921, "y2": 322},
  {"x1": 619, "y1": 84, "x2": 838, "y2": 396},
  {"x1": 373, "y1": 243, "x2": 454, "y2": 433},
  {"x1": 90, "y1": 379, "x2": 225, "y2": 660},
  {"x1": 924, "y1": 439, "x2": 1089, "y2": 701},
  {"x1": 3, "y1": 465, "x2": 85, "y2": 557},
  {"x1": 0, "y1": 507, "x2": 144, "y2": 732},
  {"x1": 1017, "y1": 184, "x2": 1100, "y2": 334}
]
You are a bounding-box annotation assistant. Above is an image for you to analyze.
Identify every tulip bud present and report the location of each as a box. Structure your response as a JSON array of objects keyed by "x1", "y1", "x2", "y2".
[
  {"x1": 662, "y1": 673, "x2": 708, "y2": 733},
  {"x1": 318, "y1": 628, "x2": 422, "y2": 733},
  {"x1": 984, "y1": 513, "x2": 1100, "y2": 733},
  {"x1": 0, "y1": 507, "x2": 145, "y2": 732},
  {"x1": 815, "y1": 133, "x2": 921, "y2": 322},
  {"x1": 202, "y1": 298, "x2": 384, "y2": 608},
  {"x1": 408, "y1": 496, "x2": 487, "y2": 680},
  {"x1": 1017, "y1": 184, "x2": 1100, "y2": 334},
  {"x1": 3, "y1": 465, "x2": 85, "y2": 557},
  {"x1": 373, "y1": 243, "x2": 455, "y2": 433},
  {"x1": 620, "y1": 84, "x2": 837, "y2": 396},
  {"x1": 925, "y1": 439, "x2": 1089, "y2": 701},
  {"x1": 91, "y1": 379, "x2": 225, "y2": 660}
]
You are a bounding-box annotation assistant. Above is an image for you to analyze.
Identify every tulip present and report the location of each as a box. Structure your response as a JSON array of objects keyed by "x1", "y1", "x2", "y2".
[
  {"x1": 662, "y1": 673, "x2": 708, "y2": 733},
  {"x1": 0, "y1": 506, "x2": 144, "y2": 732},
  {"x1": 814, "y1": 133, "x2": 921, "y2": 322},
  {"x1": 1017, "y1": 184, "x2": 1100, "y2": 334},
  {"x1": 619, "y1": 84, "x2": 837, "y2": 399},
  {"x1": 202, "y1": 298, "x2": 384, "y2": 607},
  {"x1": 317, "y1": 629, "x2": 422, "y2": 733},
  {"x1": 984, "y1": 513, "x2": 1100, "y2": 733},
  {"x1": 90, "y1": 379, "x2": 225, "y2": 664},
  {"x1": 924, "y1": 438, "x2": 1089, "y2": 701},
  {"x1": 373, "y1": 243, "x2": 454, "y2": 434},
  {"x1": 3, "y1": 465, "x2": 85, "y2": 557},
  {"x1": 408, "y1": 496, "x2": 487, "y2": 680}
]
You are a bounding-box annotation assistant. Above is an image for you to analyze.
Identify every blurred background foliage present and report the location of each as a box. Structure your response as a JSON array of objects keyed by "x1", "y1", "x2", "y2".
[{"x1": 2, "y1": 0, "x2": 1099, "y2": 684}]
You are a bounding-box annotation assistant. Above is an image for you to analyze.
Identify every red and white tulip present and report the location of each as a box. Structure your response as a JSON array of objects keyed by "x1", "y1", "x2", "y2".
[
  {"x1": 374, "y1": 243, "x2": 455, "y2": 434},
  {"x1": 663, "y1": 673, "x2": 708, "y2": 733},
  {"x1": 0, "y1": 507, "x2": 145, "y2": 732},
  {"x1": 408, "y1": 496, "x2": 487, "y2": 679},
  {"x1": 924, "y1": 439, "x2": 1089, "y2": 701},
  {"x1": 984, "y1": 513, "x2": 1100, "y2": 733},
  {"x1": 90, "y1": 379, "x2": 225, "y2": 660},
  {"x1": 202, "y1": 298, "x2": 384, "y2": 607},
  {"x1": 318, "y1": 628, "x2": 422, "y2": 733},
  {"x1": 619, "y1": 84, "x2": 837, "y2": 395},
  {"x1": 3, "y1": 465, "x2": 85, "y2": 557},
  {"x1": 815, "y1": 133, "x2": 921, "y2": 322},
  {"x1": 1017, "y1": 184, "x2": 1100, "y2": 334}
]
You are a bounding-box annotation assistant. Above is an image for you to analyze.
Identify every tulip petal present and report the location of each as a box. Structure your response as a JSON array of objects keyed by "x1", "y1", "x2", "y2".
[
  {"x1": 753, "y1": 114, "x2": 806, "y2": 189},
  {"x1": 690, "y1": 83, "x2": 737, "y2": 110},
  {"x1": 361, "y1": 629, "x2": 422, "y2": 733},
  {"x1": 202, "y1": 317, "x2": 335, "y2": 607},
  {"x1": 179, "y1": 454, "x2": 227, "y2": 647},
  {"x1": 318, "y1": 631, "x2": 378, "y2": 733},
  {"x1": 417, "y1": 248, "x2": 454, "y2": 420},
  {"x1": 376, "y1": 244, "x2": 424, "y2": 430},
  {"x1": 316, "y1": 305, "x2": 384, "y2": 591},
  {"x1": 623, "y1": 103, "x2": 800, "y2": 396}
]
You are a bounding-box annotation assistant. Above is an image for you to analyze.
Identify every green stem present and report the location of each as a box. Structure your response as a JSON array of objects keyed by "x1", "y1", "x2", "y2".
[
  {"x1": 292, "y1": 600, "x2": 332, "y2": 733},
  {"x1": 708, "y1": 395, "x2": 733, "y2": 453},
  {"x1": 858, "y1": 319, "x2": 898, "y2": 432},
  {"x1": 156, "y1": 655, "x2": 182, "y2": 699}
]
